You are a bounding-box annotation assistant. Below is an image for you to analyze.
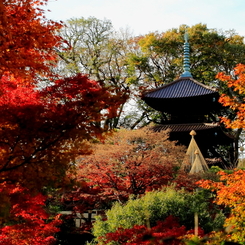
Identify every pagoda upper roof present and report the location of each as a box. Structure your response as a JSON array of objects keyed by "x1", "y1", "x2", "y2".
[{"x1": 142, "y1": 77, "x2": 218, "y2": 100}]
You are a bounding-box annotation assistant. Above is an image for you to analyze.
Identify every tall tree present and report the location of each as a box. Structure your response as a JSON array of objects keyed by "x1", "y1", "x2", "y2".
[
  {"x1": 0, "y1": 1, "x2": 126, "y2": 190},
  {"x1": 57, "y1": 21, "x2": 245, "y2": 130},
  {"x1": 0, "y1": 2, "x2": 126, "y2": 243},
  {"x1": 0, "y1": 1, "x2": 66, "y2": 243},
  {"x1": 127, "y1": 24, "x2": 245, "y2": 127},
  {"x1": 129, "y1": 24, "x2": 245, "y2": 88},
  {"x1": 56, "y1": 17, "x2": 135, "y2": 130}
]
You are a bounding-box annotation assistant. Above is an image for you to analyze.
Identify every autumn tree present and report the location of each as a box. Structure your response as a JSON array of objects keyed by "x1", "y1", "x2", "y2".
[
  {"x1": 216, "y1": 63, "x2": 245, "y2": 161},
  {"x1": 0, "y1": 0, "x2": 126, "y2": 193},
  {"x1": 0, "y1": 1, "x2": 127, "y2": 244},
  {"x1": 60, "y1": 127, "x2": 201, "y2": 218},
  {"x1": 0, "y1": 1, "x2": 67, "y2": 243},
  {"x1": 199, "y1": 169, "x2": 245, "y2": 244},
  {"x1": 0, "y1": 74, "x2": 125, "y2": 190},
  {"x1": 0, "y1": 0, "x2": 63, "y2": 81}
]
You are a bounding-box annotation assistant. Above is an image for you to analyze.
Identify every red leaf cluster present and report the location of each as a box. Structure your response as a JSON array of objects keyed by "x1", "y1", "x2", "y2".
[
  {"x1": 103, "y1": 216, "x2": 204, "y2": 245},
  {"x1": 0, "y1": 182, "x2": 61, "y2": 245},
  {"x1": 0, "y1": 0, "x2": 63, "y2": 80},
  {"x1": 0, "y1": 73, "x2": 124, "y2": 189}
]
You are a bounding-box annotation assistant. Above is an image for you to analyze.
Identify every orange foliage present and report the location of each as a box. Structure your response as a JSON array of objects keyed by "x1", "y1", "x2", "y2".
[
  {"x1": 199, "y1": 169, "x2": 245, "y2": 244},
  {"x1": 217, "y1": 63, "x2": 245, "y2": 129},
  {"x1": 62, "y1": 128, "x2": 200, "y2": 214}
]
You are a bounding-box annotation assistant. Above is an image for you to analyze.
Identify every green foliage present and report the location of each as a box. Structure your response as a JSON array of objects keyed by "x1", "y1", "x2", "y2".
[
  {"x1": 128, "y1": 24, "x2": 245, "y2": 131},
  {"x1": 133, "y1": 23, "x2": 245, "y2": 88},
  {"x1": 57, "y1": 19, "x2": 245, "y2": 131},
  {"x1": 209, "y1": 166, "x2": 223, "y2": 173},
  {"x1": 92, "y1": 187, "x2": 225, "y2": 243},
  {"x1": 57, "y1": 17, "x2": 132, "y2": 130}
]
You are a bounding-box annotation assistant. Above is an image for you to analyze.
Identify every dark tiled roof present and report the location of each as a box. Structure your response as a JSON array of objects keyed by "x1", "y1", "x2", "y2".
[
  {"x1": 143, "y1": 77, "x2": 218, "y2": 99},
  {"x1": 152, "y1": 123, "x2": 219, "y2": 132}
]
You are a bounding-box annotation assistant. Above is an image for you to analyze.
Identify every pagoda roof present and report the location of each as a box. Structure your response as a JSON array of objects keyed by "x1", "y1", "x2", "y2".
[
  {"x1": 142, "y1": 77, "x2": 218, "y2": 100},
  {"x1": 152, "y1": 123, "x2": 235, "y2": 142},
  {"x1": 152, "y1": 123, "x2": 220, "y2": 133}
]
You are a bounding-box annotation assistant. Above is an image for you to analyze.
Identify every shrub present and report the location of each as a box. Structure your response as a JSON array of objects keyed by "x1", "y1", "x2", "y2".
[{"x1": 92, "y1": 187, "x2": 225, "y2": 244}]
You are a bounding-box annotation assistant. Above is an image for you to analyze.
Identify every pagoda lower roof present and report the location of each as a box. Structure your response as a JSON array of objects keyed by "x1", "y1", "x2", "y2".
[{"x1": 152, "y1": 123, "x2": 221, "y2": 133}]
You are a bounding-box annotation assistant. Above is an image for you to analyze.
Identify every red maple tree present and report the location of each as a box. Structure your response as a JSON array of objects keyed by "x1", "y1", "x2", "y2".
[
  {"x1": 0, "y1": 1, "x2": 128, "y2": 244},
  {"x1": 0, "y1": 71, "x2": 126, "y2": 244},
  {"x1": 0, "y1": 0, "x2": 127, "y2": 190},
  {"x1": 62, "y1": 128, "x2": 200, "y2": 217},
  {"x1": 0, "y1": 182, "x2": 61, "y2": 245},
  {"x1": 0, "y1": 73, "x2": 124, "y2": 189},
  {"x1": 0, "y1": 0, "x2": 63, "y2": 81}
]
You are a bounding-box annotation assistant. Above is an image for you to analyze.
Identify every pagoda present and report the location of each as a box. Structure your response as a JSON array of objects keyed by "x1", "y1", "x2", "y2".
[{"x1": 141, "y1": 33, "x2": 234, "y2": 167}]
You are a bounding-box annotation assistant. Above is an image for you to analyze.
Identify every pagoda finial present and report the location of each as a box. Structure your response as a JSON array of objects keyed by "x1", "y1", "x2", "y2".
[
  {"x1": 181, "y1": 30, "x2": 192, "y2": 78},
  {"x1": 184, "y1": 32, "x2": 188, "y2": 42}
]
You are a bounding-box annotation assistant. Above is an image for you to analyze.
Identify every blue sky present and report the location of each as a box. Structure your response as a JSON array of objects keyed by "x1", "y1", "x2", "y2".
[{"x1": 44, "y1": 0, "x2": 245, "y2": 37}]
